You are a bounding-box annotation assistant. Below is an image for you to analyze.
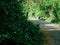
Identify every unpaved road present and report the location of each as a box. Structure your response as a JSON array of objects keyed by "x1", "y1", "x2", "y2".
[
  {"x1": 30, "y1": 20, "x2": 60, "y2": 30},
  {"x1": 29, "y1": 20, "x2": 60, "y2": 45}
]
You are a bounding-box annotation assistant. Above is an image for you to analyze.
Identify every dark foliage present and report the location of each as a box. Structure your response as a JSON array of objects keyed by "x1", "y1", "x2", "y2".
[{"x1": 0, "y1": 0, "x2": 43, "y2": 45}]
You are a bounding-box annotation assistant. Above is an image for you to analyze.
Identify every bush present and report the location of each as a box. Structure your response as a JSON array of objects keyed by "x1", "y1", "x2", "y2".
[
  {"x1": 51, "y1": 19, "x2": 58, "y2": 23},
  {"x1": 0, "y1": 0, "x2": 43, "y2": 45}
]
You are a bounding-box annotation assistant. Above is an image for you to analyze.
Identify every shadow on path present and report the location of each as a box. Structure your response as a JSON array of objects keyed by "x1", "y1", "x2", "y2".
[{"x1": 29, "y1": 20, "x2": 60, "y2": 45}]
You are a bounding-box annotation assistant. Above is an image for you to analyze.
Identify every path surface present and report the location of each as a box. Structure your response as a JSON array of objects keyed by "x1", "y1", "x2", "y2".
[
  {"x1": 29, "y1": 20, "x2": 60, "y2": 30},
  {"x1": 29, "y1": 19, "x2": 60, "y2": 45}
]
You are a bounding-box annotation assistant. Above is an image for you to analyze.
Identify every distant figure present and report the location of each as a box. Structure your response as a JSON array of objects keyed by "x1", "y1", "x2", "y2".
[{"x1": 38, "y1": 16, "x2": 40, "y2": 19}]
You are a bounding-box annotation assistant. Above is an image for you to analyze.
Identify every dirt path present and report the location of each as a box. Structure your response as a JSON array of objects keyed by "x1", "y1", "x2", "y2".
[
  {"x1": 29, "y1": 20, "x2": 60, "y2": 45},
  {"x1": 30, "y1": 20, "x2": 60, "y2": 30}
]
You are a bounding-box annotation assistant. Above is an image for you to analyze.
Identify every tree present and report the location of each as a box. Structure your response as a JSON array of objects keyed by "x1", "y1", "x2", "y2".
[{"x1": 0, "y1": 0, "x2": 43, "y2": 45}]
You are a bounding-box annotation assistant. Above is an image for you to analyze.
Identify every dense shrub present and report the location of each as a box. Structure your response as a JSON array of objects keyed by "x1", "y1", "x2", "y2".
[{"x1": 0, "y1": 0, "x2": 43, "y2": 45}]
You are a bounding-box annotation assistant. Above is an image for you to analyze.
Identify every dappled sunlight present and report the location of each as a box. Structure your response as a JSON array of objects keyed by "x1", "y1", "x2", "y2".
[
  {"x1": 30, "y1": 19, "x2": 60, "y2": 45},
  {"x1": 44, "y1": 24, "x2": 60, "y2": 30},
  {"x1": 40, "y1": 26, "x2": 60, "y2": 45},
  {"x1": 29, "y1": 19, "x2": 60, "y2": 31}
]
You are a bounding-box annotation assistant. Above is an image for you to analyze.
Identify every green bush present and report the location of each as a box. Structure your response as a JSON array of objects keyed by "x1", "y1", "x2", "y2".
[{"x1": 0, "y1": 0, "x2": 43, "y2": 45}]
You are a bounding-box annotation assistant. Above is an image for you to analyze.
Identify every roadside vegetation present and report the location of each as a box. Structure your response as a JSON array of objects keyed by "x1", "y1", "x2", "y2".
[
  {"x1": 0, "y1": 0, "x2": 46, "y2": 45},
  {"x1": 22, "y1": 0, "x2": 60, "y2": 23}
]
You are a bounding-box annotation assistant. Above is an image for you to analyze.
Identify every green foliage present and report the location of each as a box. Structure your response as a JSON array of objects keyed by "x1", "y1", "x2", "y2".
[
  {"x1": 40, "y1": 0, "x2": 60, "y2": 22},
  {"x1": 22, "y1": 0, "x2": 60, "y2": 23},
  {"x1": 0, "y1": 0, "x2": 43, "y2": 45}
]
